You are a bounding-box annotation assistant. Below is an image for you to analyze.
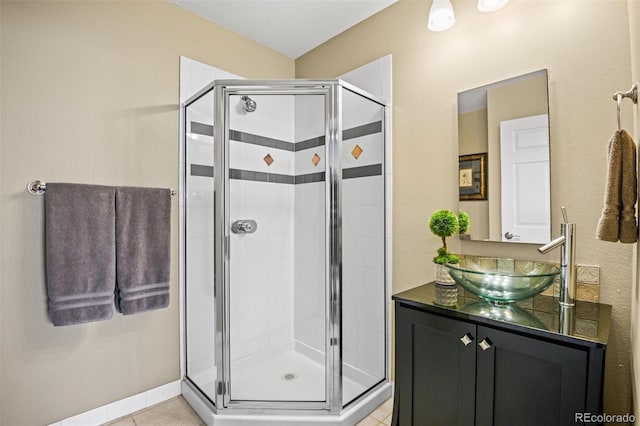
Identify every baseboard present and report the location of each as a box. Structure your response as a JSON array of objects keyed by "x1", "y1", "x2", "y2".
[{"x1": 47, "y1": 380, "x2": 182, "y2": 426}]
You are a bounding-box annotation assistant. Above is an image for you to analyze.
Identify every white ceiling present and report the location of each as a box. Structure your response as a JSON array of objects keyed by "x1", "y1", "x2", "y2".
[{"x1": 171, "y1": 0, "x2": 398, "y2": 59}]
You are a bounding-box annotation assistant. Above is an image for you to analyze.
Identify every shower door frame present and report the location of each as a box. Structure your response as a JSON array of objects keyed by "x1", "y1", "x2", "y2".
[
  {"x1": 215, "y1": 81, "x2": 340, "y2": 413},
  {"x1": 183, "y1": 79, "x2": 390, "y2": 416}
]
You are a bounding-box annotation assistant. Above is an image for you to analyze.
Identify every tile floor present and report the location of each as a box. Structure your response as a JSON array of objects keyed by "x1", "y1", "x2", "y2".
[{"x1": 104, "y1": 395, "x2": 393, "y2": 426}]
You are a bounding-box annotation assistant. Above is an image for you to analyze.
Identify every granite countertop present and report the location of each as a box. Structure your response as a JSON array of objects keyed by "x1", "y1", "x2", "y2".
[{"x1": 393, "y1": 282, "x2": 611, "y2": 347}]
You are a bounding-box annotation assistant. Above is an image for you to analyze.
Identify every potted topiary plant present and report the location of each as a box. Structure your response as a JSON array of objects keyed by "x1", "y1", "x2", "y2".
[
  {"x1": 458, "y1": 211, "x2": 470, "y2": 238},
  {"x1": 429, "y1": 209, "x2": 460, "y2": 271},
  {"x1": 429, "y1": 209, "x2": 465, "y2": 306}
]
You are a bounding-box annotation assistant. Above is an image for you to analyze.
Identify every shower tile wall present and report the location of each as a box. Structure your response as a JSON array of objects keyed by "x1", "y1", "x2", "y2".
[
  {"x1": 293, "y1": 95, "x2": 327, "y2": 356},
  {"x1": 228, "y1": 89, "x2": 387, "y2": 379},
  {"x1": 229, "y1": 95, "x2": 296, "y2": 361}
]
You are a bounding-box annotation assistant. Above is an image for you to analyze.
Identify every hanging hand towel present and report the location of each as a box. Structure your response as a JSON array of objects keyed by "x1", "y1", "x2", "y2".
[
  {"x1": 596, "y1": 129, "x2": 639, "y2": 243},
  {"x1": 596, "y1": 131, "x2": 623, "y2": 242},
  {"x1": 115, "y1": 187, "x2": 171, "y2": 314},
  {"x1": 619, "y1": 129, "x2": 638, "y2": 243},
  {"x1": 45, "y1": 183, "x2": 116, "y2": 326}
]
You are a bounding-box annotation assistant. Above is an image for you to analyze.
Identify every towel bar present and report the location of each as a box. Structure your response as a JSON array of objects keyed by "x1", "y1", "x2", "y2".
[
  {"x1": 613, "y1": 82, "x2": 638, "y2": 130},
  {"x1": 612, "y1": 82, "x2": 638, "y2": 104},
  {"x1": 27, "y1": 180, "x2": 177, "y2": 196}
]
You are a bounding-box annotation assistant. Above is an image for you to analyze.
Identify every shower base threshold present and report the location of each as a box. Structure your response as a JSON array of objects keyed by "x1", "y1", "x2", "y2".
[{"x1": 182, "y1": 380, "x2": 392, "y2": 426}]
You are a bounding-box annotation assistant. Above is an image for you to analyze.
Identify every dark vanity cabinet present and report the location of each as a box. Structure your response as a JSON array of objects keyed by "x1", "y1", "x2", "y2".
[{"x1": 392, "y1": 283, "x2": 610, "y2": 426}]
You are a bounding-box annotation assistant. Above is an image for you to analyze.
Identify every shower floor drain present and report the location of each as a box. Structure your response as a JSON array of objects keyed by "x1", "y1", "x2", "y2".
[{"x1": 282, "y1": 372, "x2": 297, "y2": 381}]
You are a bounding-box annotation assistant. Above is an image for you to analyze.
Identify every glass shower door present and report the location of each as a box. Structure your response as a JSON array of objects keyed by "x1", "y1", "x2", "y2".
[
  {"x1": 223, "y1": 90, "x2": 329, "y2": 405},
  {"x1": 340, "y1": 87, "x2": 387, "y2": 405},
  {"x1": 184, "y1": 89, "x2": 217, "y2": 403}
]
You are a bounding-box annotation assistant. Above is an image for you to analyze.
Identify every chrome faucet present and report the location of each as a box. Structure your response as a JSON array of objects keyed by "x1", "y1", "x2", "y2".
[{"x1": 538, "y1": 207, "x2": 577, "y2": 309}]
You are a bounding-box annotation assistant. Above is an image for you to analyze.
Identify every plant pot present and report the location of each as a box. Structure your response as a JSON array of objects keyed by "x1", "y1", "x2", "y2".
[
  {"x1": 434, "y1": 282, "x2": 459, "y2": 307},
  {"x1": 434, "y1": 263, "x2": 455, "y2": 285},
  {"x1": 434, "y1": 263, "x2": 457, "y2": 306}
]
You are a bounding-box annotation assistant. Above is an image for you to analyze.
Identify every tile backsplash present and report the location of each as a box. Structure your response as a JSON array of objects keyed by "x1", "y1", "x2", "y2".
[
  {"x1": 540, "y1": 264, "x2": 600, "y2": 303},
  {"x1": 454, "y1": 254, "x2": 601, "y2": 303}
]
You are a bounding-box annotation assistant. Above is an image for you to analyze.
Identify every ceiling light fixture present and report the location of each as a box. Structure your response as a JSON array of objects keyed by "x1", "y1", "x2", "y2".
[
  {"x1": 427, "y1": 0, "x2": 455, "y2": 32},
  {"x1": 477, "y1": 0, "x2": 510, "y2": 13}
]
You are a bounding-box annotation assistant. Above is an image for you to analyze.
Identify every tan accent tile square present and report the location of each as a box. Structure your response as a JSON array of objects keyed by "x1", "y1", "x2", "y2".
[
  {"x1": 513, "y1": 260, "x2": 531, "y2": 274},
  {"x1": 541, "y1": 281, "x2": 560, "y2": 297},
  {"x1": 540, "y1": 285, "x2": 554, "y2": 297},
  {"x1": 576, "y1": 301, "x2": 599, "y2": 320},
  {"x1": 536, "y1": 311, "x2": 555, "y2": 330},
  {"x1": 575, "y1": 318, "x2": 598, "y2": 338},
  {"x1": 312, "y1": 153, "x2": 321, "y2": 166},
  {"x1": 478, "y1": 257, "x2": 498, "y2": 271},
  {"x1": 577, "y1": 265, "x2": 600, "y2": 284},
  {"x1": 577, "y1": 283, "x2": 599, "y2": 303},
  {"x1": 351, "y1": 144, "x2": 363, "y2": 159},
  {"x1": 263, "y1": 153, "x2": 274, "y2": 166},
  {"x1": 533, "y1": 295, "x2": 554, "y2": 313},
  {"x1": 514, "y1": 298, "x2": 533, "y2": 309}
]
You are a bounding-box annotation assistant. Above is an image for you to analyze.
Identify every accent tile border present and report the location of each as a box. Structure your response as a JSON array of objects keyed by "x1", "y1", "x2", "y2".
[
  {"x1": 294, "y1": 171, "x2": 326, "y2": 184},
  {"x1": 229, "y1": 168, "x2": 294, "y2": 184},
  {"x1": 229, "y1": 129, "x2": 295, "y2": 152},
  {"x1": 343, "y1": 164, "x2": 382, "y2": 180},
  {"x1": 190, "y1": 122, "x2": 213, "y2": 137},
  {"x1": 295, "y1": 135, "x2": 326, "y2": 151},
  {"x1": 343, "y1": 121, "x2": 383, "y2": 141},
  {"x1": 188, "y1": 120, "x2": 384, "y2": 184},
  {"x1": 189, "y1": 120, "x2": 383, "y2": 150},
  {"x1": 228, "y1": 164, "x2": 382, "y2": 184},
  {"x1": 190, "y1": 164, "x2": 214, "y2": 178}
]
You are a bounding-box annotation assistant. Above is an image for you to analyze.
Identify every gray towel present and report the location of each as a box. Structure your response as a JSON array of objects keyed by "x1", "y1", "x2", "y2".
[
  {"x1": 596, "y1": 129, "x2": 638, "y2": 243},
  {"x1": 45, "y1": 183, "x2": 116, "y2": 326},
  {"x1": 115, "y1": 187, "x2": 171, "y2": 314}
]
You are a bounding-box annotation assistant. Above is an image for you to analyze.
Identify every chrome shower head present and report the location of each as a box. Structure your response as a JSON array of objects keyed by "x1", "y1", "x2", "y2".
[{"x1": 241, "y1": 95, "x2": 257, "y2": 112}]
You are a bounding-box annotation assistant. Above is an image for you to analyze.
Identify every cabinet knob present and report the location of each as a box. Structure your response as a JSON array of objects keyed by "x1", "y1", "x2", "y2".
[
  {"x1": 460, "y1": 333, "x2": 474, "y2": 346},
  {"x1": 478, "y1": 338, "x2": 493, "y2": 351}
]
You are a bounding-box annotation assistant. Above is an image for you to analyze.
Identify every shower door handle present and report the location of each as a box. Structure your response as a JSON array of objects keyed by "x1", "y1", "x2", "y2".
[{"x1": 231, "y1": 219, "x2": 257, "y2": 234}]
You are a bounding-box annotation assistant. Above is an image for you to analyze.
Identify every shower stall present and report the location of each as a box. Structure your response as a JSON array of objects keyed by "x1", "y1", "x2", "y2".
[{"x1": 181, "y1": 80, "x2": 390, "y2": 424}]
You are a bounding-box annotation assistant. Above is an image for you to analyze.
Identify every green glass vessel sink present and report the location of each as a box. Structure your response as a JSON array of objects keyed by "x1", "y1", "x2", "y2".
[{"x1": 445, "y1": 256, "x2": 560, "y2": 304}]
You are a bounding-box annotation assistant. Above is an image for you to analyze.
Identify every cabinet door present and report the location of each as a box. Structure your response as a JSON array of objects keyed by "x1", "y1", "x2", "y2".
[
  {"x1": 475, "y1": 326, "x2": 588, "y2": 426},
  {"x1": 395, "y1": 305, "x2": 476, "y2": 426}
]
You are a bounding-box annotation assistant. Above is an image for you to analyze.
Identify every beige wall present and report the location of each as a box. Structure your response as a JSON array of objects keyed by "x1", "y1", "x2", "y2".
[
  {"x1": 298, "y1": 0, "x2": 633, "y2": 417},
  {"x1": 0, "y1": 1, "x2": 293, "y2": 424},
  {"x1": 458, "y1": 109, "x2": 488, "y2": 155},
  {"x1": 629, "y1": 0, "x2": 640, "y2": 416}
]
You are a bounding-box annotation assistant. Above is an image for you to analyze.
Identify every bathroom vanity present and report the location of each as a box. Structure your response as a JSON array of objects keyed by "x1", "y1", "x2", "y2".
[{"x1": 391, "y1": 283, "x2": 610, "y2": 426}]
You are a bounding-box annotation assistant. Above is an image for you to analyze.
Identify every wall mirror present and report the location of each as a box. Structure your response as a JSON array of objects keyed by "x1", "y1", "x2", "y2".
[{"x1": 457, "y1": 69, "x2": 551, "y2": 244}]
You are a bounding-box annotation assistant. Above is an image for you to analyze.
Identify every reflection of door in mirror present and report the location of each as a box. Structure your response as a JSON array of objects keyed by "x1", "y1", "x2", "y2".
[
  {"x1": 500, "y1": 114, "x2": 550, "y2": 243},
  {"x1": 457, "y1": 69, "x2": 550, "y2": 244}
]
